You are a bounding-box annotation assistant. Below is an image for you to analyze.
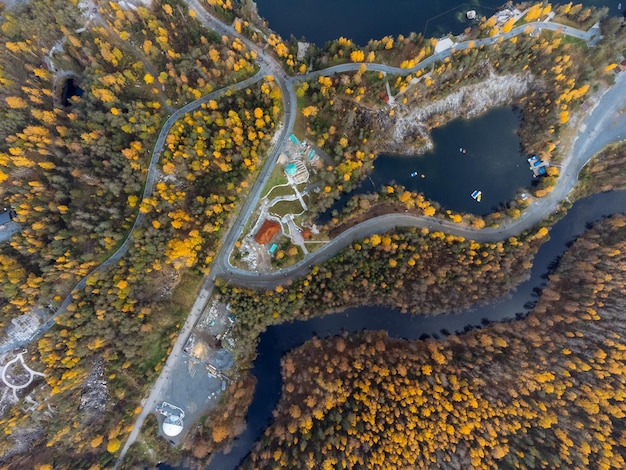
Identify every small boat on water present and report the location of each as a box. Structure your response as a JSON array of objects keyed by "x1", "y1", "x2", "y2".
[
  {"x1": 471, "y1": 190, "x2": 482, "y2": 202},
  {"x1": 410, "y1": 171, "x2": 419, "y2": 177},
  {"x1": 459, "y1": 147, "x2": 467, "y2": 154}
]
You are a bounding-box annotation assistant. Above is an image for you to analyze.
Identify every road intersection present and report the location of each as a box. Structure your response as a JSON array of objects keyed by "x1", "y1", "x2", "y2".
[
  {"x1": 0, "y1": 5, "x2": 615, "y2": 465},
  {"x1": 116, "y1": 9, "x2": 626, "y2": 465}
]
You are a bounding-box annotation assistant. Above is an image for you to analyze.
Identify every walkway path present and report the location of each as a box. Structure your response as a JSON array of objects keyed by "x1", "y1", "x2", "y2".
[
  {"x1": 116, "y1": 11, "x2": 617, "y2": 466},
  {"x1": 0, "y1": 68, "x2": 267, "y2": 356},
  {"x1": 1, "y1": 351, "x2": 45, "y2": 400},
  {"x1": 0, "y1": 5, "x2": 611, "y2": 465}
]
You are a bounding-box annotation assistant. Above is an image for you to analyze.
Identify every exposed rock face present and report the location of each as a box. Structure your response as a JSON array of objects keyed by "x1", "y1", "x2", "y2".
[
  {"x1": 384, "y1": 73, "x2": 536, "y2": 154},
  {"x1": 79, "y1": 358, "x2": 109, "y2": 424},
  {"x1": 0, "y1": 427, "x2": 45, "y2": 465}
]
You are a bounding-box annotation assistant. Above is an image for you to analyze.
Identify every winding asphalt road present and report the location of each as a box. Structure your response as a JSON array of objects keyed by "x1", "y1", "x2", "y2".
[
  {"x1": 0, "y1": 69, "x2": 268, "y2": 355},
  {"x1": 224, "y1": 70, "x2": 626, "y2": 289},
  {"x1": 208, "y1": 18, "x2": 616, "y2": 288},
  {"x1": 115, "y1": 12, "x2": 622, "y2": 465},
  {"x1": 298, "y1": 21, "x2": 599, "y2": 80},
  {"x1": 0, "y1": 5, "x2": 608, "y2": 465},
  {"x1": 8, "y1": 12, "x2": 601, "y2": 355}
]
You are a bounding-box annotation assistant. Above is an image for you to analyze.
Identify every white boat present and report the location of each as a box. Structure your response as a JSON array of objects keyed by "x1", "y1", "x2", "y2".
[{"x1": 471, "y1": 190, "x2": 482, "y2": 202}]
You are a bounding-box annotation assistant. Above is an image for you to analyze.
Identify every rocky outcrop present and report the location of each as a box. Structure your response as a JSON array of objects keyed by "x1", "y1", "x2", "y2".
[{"x1": 385, "y1": 73, "x2": 536, "y2": 154}]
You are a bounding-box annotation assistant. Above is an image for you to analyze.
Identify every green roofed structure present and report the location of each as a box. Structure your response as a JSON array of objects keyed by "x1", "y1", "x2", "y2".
[{"x1": 285, "y1": 162, "x2": 298, "y2": 176}]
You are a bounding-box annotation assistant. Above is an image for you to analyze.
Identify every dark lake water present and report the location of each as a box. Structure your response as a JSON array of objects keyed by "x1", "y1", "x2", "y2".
[
  {"x1": 319, "y1": 106, "x2": 533, "y2": 223},
  {"x1": 171, "y1": 2, "x2": 623, "y2": 469},
  {"x1": 205, "y1": 191, "x2": 626, "y2": 470},
  {"x1": 61, "y1": 78, "x2": 84, "y2": 106},
  {"x1": 256, "y1": 0, "x2": 618, "y2": 46}
]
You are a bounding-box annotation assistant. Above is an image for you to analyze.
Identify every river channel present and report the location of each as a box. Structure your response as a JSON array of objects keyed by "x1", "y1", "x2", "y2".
[
  {"x1": 189, "y1": 2, "x2": 624, "y2": 468},
  {"x1": 255, "y1": 0, "x2": 618, "y2": 46},
  {"x1": 205, "y1": 190, "x2": 626, "y2": 469}
]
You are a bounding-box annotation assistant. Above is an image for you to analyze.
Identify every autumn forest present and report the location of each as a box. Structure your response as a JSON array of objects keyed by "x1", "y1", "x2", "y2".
[{"x1": 0, "y1": 0, "x2": 626, "y2": 469}]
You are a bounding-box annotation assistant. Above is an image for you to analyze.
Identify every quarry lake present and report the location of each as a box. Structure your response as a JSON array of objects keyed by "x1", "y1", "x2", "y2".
[
  {"x1": 255, "y1": 0, "x2": 617, "y2": 46},
  {"x1": 176, "y1": 2, "x2": 623, "y2": 469},
  {"x1": 319, "y1": 106, "x2": 535, "y2": 223}
]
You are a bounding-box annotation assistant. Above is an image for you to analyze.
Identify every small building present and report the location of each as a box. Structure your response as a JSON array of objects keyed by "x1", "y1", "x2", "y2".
[
  {"x1": 155, "y1": 402, "x2": 185, "y2": 438},
  {"x1": 434, "y1": 37, "x2": 455, "y2": 54},
  {"x1": 289, "y1": 134, "x2": 300, "y2": 145},
  {"x1": 284, "y1": 159, "x2": 309, "y2": 184},
  {"x1": 528, "y1": 155, "x2": 548, "y2": 177},
  {"x1": 163, "y1": 414, "x2": 184, "y2": 437},
  {"x1": 254, "y1": 219, "x2": 281, "y2": 244},
  {"x1": 268, "y1": 243, "x2": 278, "y2": 255},
  {"x1": 285, "y1": 162, "x2": 298, "y2": 176}
]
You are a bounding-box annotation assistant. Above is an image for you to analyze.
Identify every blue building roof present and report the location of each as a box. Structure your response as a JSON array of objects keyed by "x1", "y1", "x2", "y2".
[{"x1": 285, "y1": 162, "x2": 297, "y2": 175}]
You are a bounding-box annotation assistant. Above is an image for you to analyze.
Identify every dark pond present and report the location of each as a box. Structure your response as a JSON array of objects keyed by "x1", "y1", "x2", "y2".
[
  {"x1": 255, "y1": 0, "x2": 618, "y2": 46},
  {"x1": 319, "y1": 106, "x2": 534, "y2": 223},
  {"x1": 61, "y1": 78, "x2": 83, "y2": 106},
  {"x1": 204, "y1": 191, "x2": 626, "y2": 469}
]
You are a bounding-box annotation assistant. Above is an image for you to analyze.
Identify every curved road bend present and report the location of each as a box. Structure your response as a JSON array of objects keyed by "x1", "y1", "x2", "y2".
[
  {"x1": 214, "y1": 21, "x2": 622, "y2": 288},
  {"x1": 206, "y1": 19, "x2": 601, "y2": 284},
  {"x1": 0, "y1": 69, "x2": 268, "y2": 356},
  {"x1": 89, "y1": 10, "x2": 609, "y2": 465},
  {"x1": 181, "y1": 0, "x2": 298, "y2": 283},
  {"x1": 115, "y1": 3, "x2": 299, "y2": 465},
  {"x1": 11, "y1": 7, "x2": 600, "y2": 360},
  {"x1": 208, "y1": 19, "x2": 601, "y2": 283},
  {"x1": 221, "y1": 70, "x2": 626, "y2": 288}
]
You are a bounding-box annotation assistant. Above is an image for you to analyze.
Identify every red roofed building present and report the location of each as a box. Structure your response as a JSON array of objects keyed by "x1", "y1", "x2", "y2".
[{"x1": 254, "y1": 219, "x2": 281, "y2": 244}]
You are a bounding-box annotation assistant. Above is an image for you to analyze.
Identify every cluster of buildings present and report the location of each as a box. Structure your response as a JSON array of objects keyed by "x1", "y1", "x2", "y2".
[{"x1": 253, "y1": 135, "x2": 319, "y2": 255}]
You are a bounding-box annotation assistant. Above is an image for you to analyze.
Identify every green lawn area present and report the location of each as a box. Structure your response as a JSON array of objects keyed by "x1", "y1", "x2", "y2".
[
  {"x1": 170, "y1": 272, "x2": 204, "y2": 307},
  {"x1": 293, "y1": 94, "x2": 307, "y2": 139},
  {"x1": 539, "y1": 29, "x2": 588, "y2": 50},
  {"x1": 140, "y1": 272, "x2": 203, "y2": 374},
  {"x1": 304, "y1": 241, "x2": 327, "y2": 252},
  {"x1": 269, "y1": 198, "x2": 307, "y2": 217},
  {"x1": 551, "y1": 14, "x2": 597, "y2": 32},
  {"x1": 266, "y1": 184, "x2": 296, "y2": 200},
  {"x1": 261, "y1": 164, "x2": 289, "y2": 197},
  {"x1": 560, "y1": 33, "x2": 588, "y2": 50}
]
